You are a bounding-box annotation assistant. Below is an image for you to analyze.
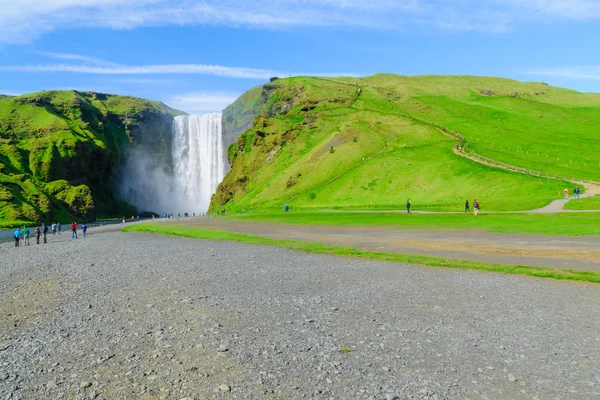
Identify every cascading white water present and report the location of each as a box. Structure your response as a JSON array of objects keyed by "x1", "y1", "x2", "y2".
[{"x1": 172, "y1": 113, "x2": 225, "y2": 213}]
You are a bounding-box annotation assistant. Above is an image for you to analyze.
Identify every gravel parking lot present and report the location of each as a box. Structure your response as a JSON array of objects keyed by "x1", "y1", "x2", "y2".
[{"x1": 1, "y1": 230, "x2": 599, "y2": 399}]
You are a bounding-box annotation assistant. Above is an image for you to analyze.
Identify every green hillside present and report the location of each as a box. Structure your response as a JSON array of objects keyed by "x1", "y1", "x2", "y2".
[
  {"x1": 212, "y1": 75, "x2": 599, "y2": 213},
  {"x1": 0, "y1": 90, "x2": 183, "y2": 227}
]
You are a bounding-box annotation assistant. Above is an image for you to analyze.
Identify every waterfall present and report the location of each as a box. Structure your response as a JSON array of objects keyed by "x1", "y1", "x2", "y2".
[{"x1": 172, "y1": 113, "x2": 225, "y2": 213}]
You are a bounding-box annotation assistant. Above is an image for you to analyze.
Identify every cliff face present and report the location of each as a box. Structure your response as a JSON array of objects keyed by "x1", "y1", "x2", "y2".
[{"x1": 0, "y1": 90, "x2": 183, "y2": 226}]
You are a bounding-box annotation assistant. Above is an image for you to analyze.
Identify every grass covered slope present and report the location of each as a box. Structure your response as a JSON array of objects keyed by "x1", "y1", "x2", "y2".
[
  {"x1": 0, "y1": 90, "x2": 183, "y2": 226},
  {"x1": 212, "y1": 75, "x2": 581, "y2": 213}
]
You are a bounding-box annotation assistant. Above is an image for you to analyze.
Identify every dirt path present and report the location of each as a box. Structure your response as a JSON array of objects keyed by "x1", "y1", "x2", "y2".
[{"x1": 165, "y1": 218, "x2": 600, "y2": 272}]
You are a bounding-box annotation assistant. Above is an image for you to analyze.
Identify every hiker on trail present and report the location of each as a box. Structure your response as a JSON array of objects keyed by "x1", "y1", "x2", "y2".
[
  {"x1": 42, "y1": 223, "x2": 48, "y2": 243},
  {"x1": 564, "y1": 188, "x2": 569, "y2": 199},
  {"x1": 51, "y1": 223, "x2": 56, "y2": 235},
  {"x1": 406, "y1": 200, "x2": 411, "y2": 214},
  {"x1": 22, "y1": 226, "x2": 30, "y2": 246},
  {"x1": 57, "y1": 222, "x2": 61, "y2": 234},
  {"x1": 574, "y1": 186, "x2": 580, "y2": 199},
  {"x1": 70, "y1": 222, "x2": 78, "y2": 239},
  {"x1": 35, "y1": 227, "x2": 41, "y2": 244},
  {"x1": 13, "y1": 228, "x2": 20, "y2": 247},
  {"x1": 122, "y1": 217, "x2": 126, "y2": 224},
  {"x1": 465, "y1": 200, "x2": 470, "y2": 212},
  {"x1": 473, "y1": 199, "x2": 480, "y2": 216},
  {"x1": 82, "y1": 223, "x2": 87, "y2": 238}
]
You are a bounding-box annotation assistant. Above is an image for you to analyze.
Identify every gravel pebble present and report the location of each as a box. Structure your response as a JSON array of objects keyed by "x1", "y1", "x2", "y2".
[{"x1": 0, "y1": 230, "x2": 598, "y2": 399}]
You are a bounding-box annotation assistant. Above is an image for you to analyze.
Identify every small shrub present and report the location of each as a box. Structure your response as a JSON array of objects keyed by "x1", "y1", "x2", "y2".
[
  {"x1": 329, "y1": 146, "x2": 335, "y2": 154},
  {"x1": 341, "y1": 347, "x2": 353, "y2": 353},
  {"x1": 309, "y1": 192, "x2": 317, "y2": 200}
]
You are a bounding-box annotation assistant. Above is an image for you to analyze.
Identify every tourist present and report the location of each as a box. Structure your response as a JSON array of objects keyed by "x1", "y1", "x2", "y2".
[
  {"x1": 136, "y1": 215, "x2": 140, "y2": 222},
  {"x1": 57, "y1": 221, "x2": 61, "y2": 234},
  {"x1": 406, "y1": 200, "x2": 411, "y2": 214},
  {"x1": 574, "y1": 186, "x2": 580, "y2": 199},
  {"x1": 82, "y1": 223, "x2": 87, "y2": 238},
  {"x1": 42, "y1": 223, "x2": 48, "y2": 243},
  {"x1": 563, "y1": 188, "x2": 569, "y2": 199},
  {"x1": 51, "y1": 222, "x2": 56, "y2": 235},
  {"x1": 35, "y1": 226, "x2": 41, "y2": 244},
  {"x1": 13, "y1": 227, "x2": 20, "y2": 247},
  {"x1": 473, "y1": 199, "x2": 480, "y2": 216},
  {"x1": 22, "y1": 226, "x2": 30, "y2": 246},
  {"x1": 70, "y1": 221, "x2": 78, "y2": 239},
  {"x1": 465, "y1": 199, "x2": 470, "y2": 212}
]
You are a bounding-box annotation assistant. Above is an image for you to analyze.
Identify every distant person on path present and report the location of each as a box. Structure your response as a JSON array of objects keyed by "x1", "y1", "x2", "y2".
[
  {"x1": 473, "y1": 199, "x2": 480, "y2": 216},
  {"x1": 42, "y1": 223, "x2": 48, "y2": 243},
  {"x1": 82, "y1": 223, "x2": 87, "y2": 238},
  {"x1": 122, "y1": 217, "x2": 126, "y2": 224},
  {"x1": 57, "y1": 222, "x2": 61, "y2": 234},
  {"x1": 574, "y1": 186, "x2": 580, "y2": 199},
  {"x1": 51, "y1": 223, "x2": 56, "y2": 235},
  {"x1": 70, "y1": 222, "x2": 78, "y2": 239},
  {"x1": 406, "y1": 200, "x2": 411, "y2": 214},
  {"x1": 13, "y1": 228, "x2": 20, "y2": 247},
  {"x1": 35, "y1": 227, "x2": 41, "y2": 244},
  {"x1": 465, "y1": 200, "x2": 470, "y2": 212},
  {"x1": 564, "y1": 188, "x2": 569, "y2": 199},
  {"x1": 22, "y1": 226, "x2": 30, "y2": 245}
]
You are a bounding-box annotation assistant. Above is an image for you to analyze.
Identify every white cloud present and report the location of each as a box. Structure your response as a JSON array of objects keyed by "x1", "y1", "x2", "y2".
[
  {"x1": 1, "y1": 0, "x2": 599, "y2": 43},
  {"x1": 0, "y1": 63, "x2": 281, "y2": 79},
  {"x1": 0, "y1": 59, "x2": 357, "y2": 79},
  {"x1": 166, "y1": 91, "x2": 240, "y2": 114},
  {"x1": 35, "y1": 51, "x2": 120, "y2": 66},
  {"x1": 527, "y1": 66, "x2": 600, "y2": 80}
]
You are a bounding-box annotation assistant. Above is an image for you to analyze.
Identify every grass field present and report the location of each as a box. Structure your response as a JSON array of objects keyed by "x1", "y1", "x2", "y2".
[
  {"x1": 215, "y1": 75, "x2": 585, "y2": 213},
  {"x1": 123, "y1": 223, "x2": 600, "y2": 284},
  {"x1": 226, "y1": 211, "x2": 600, "y2": 236},
  {"x1": 563, "y1": 196, "x2": 600, "y2": 210}
]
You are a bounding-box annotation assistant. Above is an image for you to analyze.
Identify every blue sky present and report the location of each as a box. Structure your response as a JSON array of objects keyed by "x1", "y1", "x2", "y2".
[{"x1": 1, "y1": 0, "x2": 600, "y2": 114}]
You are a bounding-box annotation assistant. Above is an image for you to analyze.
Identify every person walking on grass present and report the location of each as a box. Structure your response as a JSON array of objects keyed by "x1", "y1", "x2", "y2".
[
  {"x1": 473, "y1": 199, "x2": 480, "y2": 216},
  {"x1": 22, "y1": 226, "x2": 30, "y2": 246},
  {"x1": 82, "y1": 223, "x2": 87, "y2": 238},
  {"x1": 70, "y1": 221, "x2": 78, "y2": 239},
  {"x1": 564, "y1": 188, "x2": 569, "y2": 199},
  {"x1": 35, "y1": 226, "x2": 41, "y2": 244},
  {"x1": 42, "y1": 223, "x2": 48, "y2": 243},
  {"x1": 465, "y1": 200, "x2": 470, "y2": 212},
  {"x1": 406, "y1": 200, "x2": 411, "y2": 214},
  {"x1": 574, "y1": 186, "x2": 580, "y2": 199},
  {"x1": 13, "y1": 228, "x2": 20, "y2": 247}
]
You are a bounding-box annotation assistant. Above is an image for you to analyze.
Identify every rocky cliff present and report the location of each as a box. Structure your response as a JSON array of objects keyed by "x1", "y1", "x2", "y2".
[{"x1": 0, "y1": 90, "x2": 183, "y2": 227}]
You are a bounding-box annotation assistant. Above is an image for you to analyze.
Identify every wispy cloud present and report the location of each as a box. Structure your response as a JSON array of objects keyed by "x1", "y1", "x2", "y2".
[
  {"x1": 527, "y1": 66, "x2": 600, "y2": 80},
  {"x1": 0, "y1": 63, "x2": 281, "y2": 79},
  {"x1": 0, "y1": 58, "x2": 356, "y2": 79},
  {"x1": 2, "y1": 0, "x2": 599, "y2": 44},
  {"x1": 166, "y1": 91, "x2": 241, "y2": 114},
  {"x1": 35, "y1": 51, "x2": 120, "y2": 66}
]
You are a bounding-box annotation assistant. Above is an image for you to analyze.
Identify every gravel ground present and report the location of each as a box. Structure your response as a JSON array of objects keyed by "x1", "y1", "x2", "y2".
[{"x1": 0, "y1": 230, "x2": 599, "y2": 400}]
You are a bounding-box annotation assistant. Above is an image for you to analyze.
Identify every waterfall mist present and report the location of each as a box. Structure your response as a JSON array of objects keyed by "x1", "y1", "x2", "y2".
[{"x1": 116, "y1": 112, "x2": 225, "y2": 215}]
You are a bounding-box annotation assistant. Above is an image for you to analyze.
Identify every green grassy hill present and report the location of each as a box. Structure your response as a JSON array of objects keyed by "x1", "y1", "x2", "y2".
[
  {"x1": 212, "y1": 75, "x2": 599, "y2": 213},
  {"x1": 0, "y1": 90, "x2": 183, "y2": 227}
]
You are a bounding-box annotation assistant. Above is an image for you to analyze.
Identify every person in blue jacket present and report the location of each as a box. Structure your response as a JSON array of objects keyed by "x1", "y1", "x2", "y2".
[{"x1": 13, "y1": 228, "x2": 20, "y2": 247}]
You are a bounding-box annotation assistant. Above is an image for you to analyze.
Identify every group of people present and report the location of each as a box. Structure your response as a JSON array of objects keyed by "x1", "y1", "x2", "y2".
[
  {"x1": 12, "y1": 221, "x2": 87, "y2": 247},
  {"x1": 564, "y1": 186, "x2": 581, "y2": 200},
  {"x1": 464, "y1": 199, "x2": 481, "y2": 216}
]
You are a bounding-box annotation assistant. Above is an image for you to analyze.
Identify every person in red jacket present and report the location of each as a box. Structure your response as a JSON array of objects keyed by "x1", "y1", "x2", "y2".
[{"x1": 70, "y1": 221, "x2": 78, "y2": 239}]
